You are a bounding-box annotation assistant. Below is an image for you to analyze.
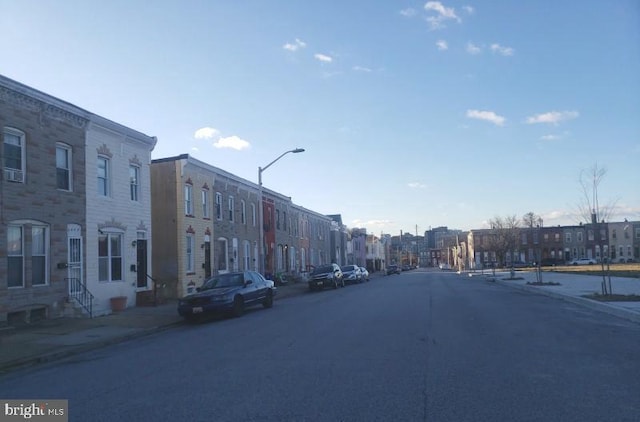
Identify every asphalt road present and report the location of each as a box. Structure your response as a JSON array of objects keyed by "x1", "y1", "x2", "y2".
[{"x1": 1, "y1": 270, "x2": 639, "y2": 421}]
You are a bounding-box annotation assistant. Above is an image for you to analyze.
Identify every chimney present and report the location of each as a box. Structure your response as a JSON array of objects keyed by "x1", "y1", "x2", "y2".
[{"x1": 591, "y1": 209, "x2": 597, "y2": 225}]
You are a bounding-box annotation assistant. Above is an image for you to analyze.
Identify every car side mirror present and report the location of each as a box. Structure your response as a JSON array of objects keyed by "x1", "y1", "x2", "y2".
[{"x1": 245, "y1": 279, "x2": 253, "y2": 285}]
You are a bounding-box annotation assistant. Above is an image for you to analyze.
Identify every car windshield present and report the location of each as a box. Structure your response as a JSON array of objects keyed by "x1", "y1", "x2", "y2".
[
  {"x1": 200, "y1": 273, "x2": 245, "y2": 290},
  {"x1": 312, "y1": 266, "x2": 334, "y2": 275},
  {"x1": 341, "y1": 265, "x2": 356, "y2": 271}
]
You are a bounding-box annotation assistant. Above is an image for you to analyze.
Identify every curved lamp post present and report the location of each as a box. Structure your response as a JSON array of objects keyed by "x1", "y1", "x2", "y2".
[{"x1": 258, "y1": 148, "x2": 305, "y2": 275}]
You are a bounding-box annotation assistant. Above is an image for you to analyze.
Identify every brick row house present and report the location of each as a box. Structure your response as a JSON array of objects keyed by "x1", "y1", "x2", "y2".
[
  {"x1": 466, "y1": 221, "x2": 639, "y2": 269},
  {"x1": 150, "y1": 154, "x2": 334, "y2": 299},
  {"x1": 0, "y1": 75, "x2": 156, "y2": 325}
]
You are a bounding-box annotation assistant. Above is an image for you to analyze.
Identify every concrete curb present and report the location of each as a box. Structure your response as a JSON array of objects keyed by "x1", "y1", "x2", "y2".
[{"x1": 491, "y1": 277, "x2": 640, "y2": 324}]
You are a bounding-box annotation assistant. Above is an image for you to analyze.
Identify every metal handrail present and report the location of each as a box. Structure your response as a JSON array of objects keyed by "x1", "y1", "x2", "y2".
[{"x1": 66, "y1": 277, "x2": 94, "y2": 318}]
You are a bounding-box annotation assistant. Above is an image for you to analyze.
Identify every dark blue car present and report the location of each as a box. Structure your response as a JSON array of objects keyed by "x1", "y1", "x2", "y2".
[{"x1": 178, "y1": 271, "x2": 276, "y2": 321}]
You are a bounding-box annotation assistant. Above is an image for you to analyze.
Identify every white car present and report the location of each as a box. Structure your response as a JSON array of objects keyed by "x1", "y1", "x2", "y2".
[
  {"x1": 568, "y1": 258, "x2": 596, "y2": 265},
  {"x1": 359, "y1": 267, "x2": 370, "y2": 281}
]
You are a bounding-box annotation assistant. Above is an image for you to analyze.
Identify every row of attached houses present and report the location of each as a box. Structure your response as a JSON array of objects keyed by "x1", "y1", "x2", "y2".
[
  {"x1": 149, "y1": 154, "x2": 341, "y2": 299},
  {"x1": 0, "y1": 75, "x2": 156, "y2": 324},
  {"x1": 1, "y1": 75, "x2": 390, "y2": 325},
  {"x1": 437, "y1": 221, "x2": 640, "y2": 271}
]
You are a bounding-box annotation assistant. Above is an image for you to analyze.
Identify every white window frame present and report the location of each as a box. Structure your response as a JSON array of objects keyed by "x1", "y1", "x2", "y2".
[
  {"x1": 215, "y1": 192, "x2": 222, "y2": 220},
  {"x1": 130, "y1": 165, "x2": 140, "y2": 201},
  {"x1": 186, "y1": 235, "x2": 195, "y2": 273},
  {"x1": 98, "y1": 232, "x2": 123, "y2": 282},
  {"x1": 97, "y1": 156, "x2": 110, "y2": 197},
  {"x1": 228, "y1": 196, "x2": 235, "y2": 222},
  {"x1": 56, "y1": 143, "x2": 72, "y2": 191},
  {"x1": 3, "y1": 127, "x2": 26, "y2": 183},
  {"x1": 31, "y1": 225, "x2": 49, "y2": 286},
  {"x1": 202, "y1": 189, "x2": 210, "y2": 218},
  {"x1": 184, "y1": 184, "x2": 193, "y2": 216},
  {"x1": 7, "y1": 225, "x2": 24, "y2": 288},
  {"x1": 251, "y1": 203, "x2": 256, "y2": 226}
]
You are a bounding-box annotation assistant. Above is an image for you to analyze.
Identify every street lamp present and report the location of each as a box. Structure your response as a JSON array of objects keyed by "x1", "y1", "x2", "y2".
[{"x1": 258, "y1": 148, "x2": 305, "y2": 275}]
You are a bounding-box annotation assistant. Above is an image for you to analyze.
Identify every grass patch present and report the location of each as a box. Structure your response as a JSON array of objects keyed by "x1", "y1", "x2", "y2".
[
  {"x1": 548, "y1": 263, "x2": 640, "y2": 279},
  {"x1": 583, "y1": 293, "x2": 640, "y2": 302},
  {"x1": 526, "y1": 281, "x2": 561, "y2": 286}
]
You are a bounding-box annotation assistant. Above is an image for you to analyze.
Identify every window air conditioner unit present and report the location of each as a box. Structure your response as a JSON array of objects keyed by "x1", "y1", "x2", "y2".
[{"x1": 4, "y1": 169, "x2": 24, "y2": 183}]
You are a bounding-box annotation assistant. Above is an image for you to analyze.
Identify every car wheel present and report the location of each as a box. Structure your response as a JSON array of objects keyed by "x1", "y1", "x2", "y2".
[
  {"x1": 232, "y1": 296, "x2": 245, "y2": 317},
  {"x1": 262, "y1": 291, "x2": 274, "y2": 308}
]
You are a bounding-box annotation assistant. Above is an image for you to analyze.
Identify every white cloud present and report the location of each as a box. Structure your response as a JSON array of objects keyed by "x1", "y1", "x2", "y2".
[
  {"x1": 466, "y1": 109, "x2": 506, "y2": 126},
  {"x1": 213, "y1": 136, "x2": 251, "y2": 151},
  {"x1": 466, "y1": 42, "x2": 482, "y2": 54},
  {"x1": 353, "y1": 66, "x2": 372, "y2": 72},
  {"x1": 463, "y1": 5, "x2": 474, "y2": 14},
  {"x1": 408, "y1": 182, "x2": 427, "y2": 189},
  {"x1": 400, "y1": 8, "x2": 417, "y2": 17},
  {"x1": 425, "y1": 1, "x2": 461, "y2": 29},
  {"x1": 436, "y1": 40, "x2": 448, "y2": 50},
  {"x1": 526, "y1": 110, "x2": 579, "y2": 125},
  {"x1": 194, "y1": 127, "x2": 220, "y2": 140},
  {"x1": 283, "y1": 38, "x2": 306, "y2": 52},
  {"x1": 352, "y1": 219, "x2": 393, "y2": 228},
  {"x1": 540, "y1": 134, "x2": 560, "y2": 141},
  {"x1": 490, "y1": 43, "x2": 515, "y2": 56},
  {"x1": 314, "y1": 53, "x2": 333, "y2": 63}
]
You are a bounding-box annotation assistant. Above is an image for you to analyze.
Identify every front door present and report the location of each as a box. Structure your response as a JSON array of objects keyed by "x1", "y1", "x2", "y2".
[
  {"x1": 67, "y1": 224, "x2": 83, "y2": 296},
  {"x1": 136, "y1": 239, "x2": 148, "y2": 289}
]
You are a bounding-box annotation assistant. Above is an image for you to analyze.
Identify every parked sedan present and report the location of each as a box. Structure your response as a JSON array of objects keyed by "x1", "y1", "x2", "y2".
[
  {"x1": 178, "y1": 271, "x2": 275, "y2": 321},
  {"x1": 359, "y1": 267, "x2": 370, "y2": 281},
  {"x1": 341, "y1": 265, "x2": 363, "y2": 284},
  {"x1": 386, "y1": 264, "x2": 401, "y2": 275},
  {"x1": 568, "y1": 258, "x2": 596, "y2": 265}
]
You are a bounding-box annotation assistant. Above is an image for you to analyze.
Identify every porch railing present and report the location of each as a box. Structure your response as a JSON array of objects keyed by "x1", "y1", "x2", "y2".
[{"x1": 66, "y1": 277, "x2": 94, "y2": 318}]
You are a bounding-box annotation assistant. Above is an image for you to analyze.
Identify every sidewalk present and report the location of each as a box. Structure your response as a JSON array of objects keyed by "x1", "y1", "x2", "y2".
[
  {"x1": 0, "y1": 282, "x2": 309, "y2": 374},
  {"x1": 468, "y1": 269, "x2": 640, "y2": 324}
]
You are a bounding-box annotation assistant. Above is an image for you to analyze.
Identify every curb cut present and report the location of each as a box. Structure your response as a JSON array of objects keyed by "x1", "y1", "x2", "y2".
[{"x1": 493, "y1": 278, "x2": 640, "y2": 324}]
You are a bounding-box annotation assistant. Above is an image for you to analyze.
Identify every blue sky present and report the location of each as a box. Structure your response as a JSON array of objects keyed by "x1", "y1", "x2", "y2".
[{"x1": 2, "y1": 1, "x2": 639, "y2": 234}]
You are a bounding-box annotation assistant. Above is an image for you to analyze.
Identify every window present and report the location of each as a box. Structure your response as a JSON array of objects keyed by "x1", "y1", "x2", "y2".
[
  {"x1": 56, "y1": 144, "x2": 72, "y2": 190},
  {"x1": 243, "y1": 241, "x2": 251, "y2": 270},
  {"x1": 186, "y1": 235, "x2": 195, "y2": 273},
  {"x1": 98, "y1": 233, "x2": 122, "y2": 282},
  {"x1": 129, "y1": 166, "x2": 140, "y2": 201},
  {"x1": 612, "y1": 229, "x2": 617, "y2": 239},
  {"x1": 283, "y1": 212, "x2": 287, "y2": 231},
  {"x1": 577, "y1": 232, "x2": 583, "y2": 242},
  {"x1": 554, "y1": 233, "x2": 560, "y2": 242},
  {"x1": 3, "y1": 127, "x2": 25, "y2": 183},
  {"x1": 241, "y1": 200, "x2": 246, "y2": 225},
  {"x1": 7, "y1": 225, "x2": 24, "y2": 288},
  {"x1": 228, "y1": 196, "x2": 234, "y2": 222},
  {"x1": 202, "y1": 190, "x2": 210, "y2": 218},
  {"x1": 97, "y1": 156, "x2": 110, "y2": 196},
  {"x1": 31, "y1": 226, "x2": 48, "y2": 286},
  {"x1": 251, "y1": 203, "x2": 256, "y2": 226},
  {"x1": 565, "y1": 232, "x2": 572, "y2": 243},
  {"x1": 184, "y1": 184, "x2": 193, "y2": 216},
  {"x1": 215, "y1": 192, "x2": 222, "y2": 220},
  {"x1": 276, "y1": 210, "x2": 281, "y2": 230}
]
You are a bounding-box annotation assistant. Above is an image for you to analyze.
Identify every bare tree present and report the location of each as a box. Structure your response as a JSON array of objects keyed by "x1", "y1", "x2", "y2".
[
  {"x1": 487, "y1": 215, "x2": 520, "y2": 277},
  {"x1": 576, "y1": 163, "x2": 617, "y2": 224},
  {"x1": 576, "y1": 163, "x2": 617, "y2": 294},
  {"x1": 522, "y1": 212, "x2": 544, "y2": 282}
]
